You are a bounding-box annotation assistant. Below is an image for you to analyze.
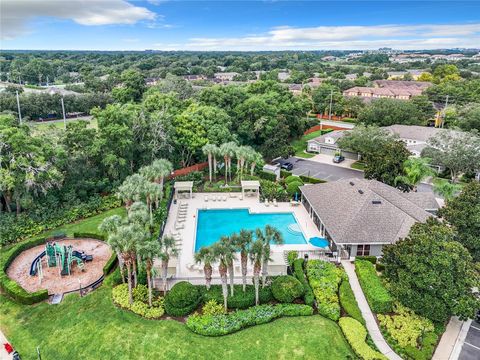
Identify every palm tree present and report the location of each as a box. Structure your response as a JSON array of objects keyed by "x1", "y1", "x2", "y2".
[
  {"x1": 235, "y1": 146, "x2": 251, "y2": 180},
  {"x1": 249, "y1": 239, "x2": 264, "y2": 305},
  {"x1": 433, "y1": 179, "x2": 461, "y2": 201},
  {"x1": 127, "y1": 202, "x2": 150, "y2": 287},
  {"x1": 233, "y1": 229, "x2": 253, "y2": 292},
  {"x1": 99, "y1": 215, "x2": 125, "y2": 282},
  {"x1": 256, "y1": 225, "x2": 284, "y2": 287},
  {"x1": 151, "y1": 158, "x2": 173, "y2": 191},
  {"x1": 202, "y1": 143, "x2": 218, "y2": 183},
  {"x1": 212, "y1": 241, "x2": 230, "y2": 311},
  {"x1": 194, "y1": 247, "x2": 216, "y2": 290},
  {"x1": 220, "y1": 142, "x2": 237, "y2": 184},
  {"x1": 117, "y1": 174, "x2": 149, "y2": 208},
  {"x1": 395, "y1": 158, "x2": 434, "y2": 192},
  {"x1": 220, "y1": 236, "x2": 237, "y2": 296},
  {"x1": 249, "y1": 151, "x2": 264, "y2": 176},
  {"x1": 137, "y1": 238, "x2": 161, "y2": 307},
  {"x1": 158, "y1": 235, "x2": 179, "y2": 295}
]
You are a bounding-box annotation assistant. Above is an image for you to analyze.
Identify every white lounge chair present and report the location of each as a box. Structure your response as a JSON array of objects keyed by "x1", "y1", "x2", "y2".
[
  {"x1": 222, "y1": 195, "x2": 227, "y2": 201},
  {"x1": 239, "y1": 194, "x2": 244, "y2": 200},
  {"x1": 178, "y1": 210, "x2": 187, "y2": 214},
  {"x1": 273, "y1": 199, "x2": 278, "y2": 207},
  {"x1": 217, "y1": 195, "x2": 222, "y2": 201},
  {"x1": 265, "y1": 199, "x2": 270, "y2": 207},
  {"x1": 175, "y1": 223, "x2": 184, "y2": 230},
  {"x1": 205, "y1": 195, "x2": 209, "y2": 202}
]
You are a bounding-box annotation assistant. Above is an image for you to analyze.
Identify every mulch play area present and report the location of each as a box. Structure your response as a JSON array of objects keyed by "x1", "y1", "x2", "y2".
[{"x1": 7, "y1": 238, "x2": 111, "y2": 295}]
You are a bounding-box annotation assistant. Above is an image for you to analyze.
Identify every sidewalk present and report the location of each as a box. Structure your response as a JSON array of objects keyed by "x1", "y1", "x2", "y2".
[
  {"x1": 341, "y1": 260, "x2": 402, "y2": 360},
  {"x1": 0, "y1": 329, "x2": 11, "y2": 360}
]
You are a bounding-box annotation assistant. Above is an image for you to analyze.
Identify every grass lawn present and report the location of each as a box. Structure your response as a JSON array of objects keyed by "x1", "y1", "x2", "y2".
[
  {"x1": 350, "y1": 161, "x2": 366, "y2": 171},
  {"x1": 291, "y1": 130, "x2": 324, "y2": 159},
  {"x1": 0, "y1": 210, "x2": 354, "y2": 360},
  {"x1": 30, "y1": 118, "x2": 98, "y2": 133},
  {"x1": 0, "y1": 283, "x2": 353, "y2": 359}
]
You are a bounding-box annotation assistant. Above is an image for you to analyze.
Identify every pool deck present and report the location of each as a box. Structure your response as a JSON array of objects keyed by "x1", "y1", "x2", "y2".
[{"x1": 159, "y1": 192, "x2": 324, "y2": 280}]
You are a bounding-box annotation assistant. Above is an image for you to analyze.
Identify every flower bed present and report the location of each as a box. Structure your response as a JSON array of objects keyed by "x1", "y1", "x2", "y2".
[
  {"x1": 306, "y1": 260, "x2": 343, "y2": 321},
  {"x1": 201, "y1": 284, "x2": 273, "y2": 309},
  {"x1": 339, "y1": 317, "x2": 387, "y2": 360},
  {"x1": 112, "y1": 284, "x2": 164, "y2": 319},
  {"x1": 355, "y1": 260, "x2": 393, "y2": 314},
  {"x1": 186, "y1": 304, "x2": 313, "y2": 336}
]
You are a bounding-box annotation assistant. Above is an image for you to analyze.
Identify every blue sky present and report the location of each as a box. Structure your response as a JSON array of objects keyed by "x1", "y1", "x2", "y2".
[{"x1": 1, "y1": 1, "x2": 480, "y2": 50}]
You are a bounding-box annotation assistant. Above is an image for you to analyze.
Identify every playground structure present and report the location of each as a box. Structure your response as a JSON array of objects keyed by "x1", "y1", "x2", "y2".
[
  {"x1": 30, "y1": 242, "x2": 93, "y2": 284},
  {"x1": 6, "y1": 238, "x2": 113, "y2": 296}
]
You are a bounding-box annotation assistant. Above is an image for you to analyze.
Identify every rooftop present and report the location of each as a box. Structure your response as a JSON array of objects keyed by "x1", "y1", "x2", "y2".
[{"x1": 300, "y1": 178, "x2": 437, "y2": 245}]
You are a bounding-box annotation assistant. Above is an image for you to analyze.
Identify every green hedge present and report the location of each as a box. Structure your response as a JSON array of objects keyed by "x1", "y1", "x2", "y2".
[
  {"x1": 0, "y1": 236, "x2": 49, "y2": 304},
  {"x1": 280, "y1": 169, "x2": 292, "y2": 178},
  {"x1": 201, "y1": 284, "x2": 273, "y2": 309},
  {"x1": 306, "y1": 260, "x2": 343, "y2": 321},
  {"x1": 299, "y1": 175, "x2": 326, "y2": 184},
  {"x1": 292, "y1": 259, "x2": 315, "y2": 306},
  {"x1": 165, "y1": 281, "x2": 202, "y2": 316},
  {"x1": 258, "y1": 170, "x2": 278, "y2": 182},
  {"x1": 271, "y1": 275, "x2": 304, "y2": 303},
  {"x1": 339, "y1": 280, "x2": 365, "y2": 325},
  {"x1": 355, "y1": 260, "x2": 392, "y2": 314},
  {"x1": 186, "y1": 304, "x2": 313, "y2": 336},
  {"x1": 339, "y1": 317, "x2": 387, "y2": 360},
  {"x1": 356, "y1": 256, "x2": 377, "y2": 264}
]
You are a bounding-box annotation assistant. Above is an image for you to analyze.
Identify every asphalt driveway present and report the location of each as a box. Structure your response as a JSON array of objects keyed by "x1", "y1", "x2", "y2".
[
  {"x1": 280, "y1": 157, "x2": 364, "y2": 182},
  {"x1": 459, "y1": 319, "x2": 480, "y2": 360}
]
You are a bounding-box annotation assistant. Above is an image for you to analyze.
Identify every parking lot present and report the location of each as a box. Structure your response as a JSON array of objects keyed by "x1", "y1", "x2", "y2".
[
  {"x1": 278, "y1": 157, "x2": 364, "y2": 182},
  {"x1": 459, "y1": 319, "x2": 480, "y2": 360}
]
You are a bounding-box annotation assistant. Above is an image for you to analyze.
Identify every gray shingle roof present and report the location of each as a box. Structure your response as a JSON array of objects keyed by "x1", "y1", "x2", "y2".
[{"x1": 300, "y1": 179, "x2": 436, "y2": 245}]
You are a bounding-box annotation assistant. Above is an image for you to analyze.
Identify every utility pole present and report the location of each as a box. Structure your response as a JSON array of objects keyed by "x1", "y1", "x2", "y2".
[
  {"x1": 61, "y1": 96, "x2": 67, "y2": 129},
  {"x1": 441, "y1": 95, "x2": 449, "y2": 128},
  {"x1": 328, "y1": 89, "x2": 333, "y2": 121},
  {"x1": 16, "y1": 91, "x2": 22, "y2": 125}
]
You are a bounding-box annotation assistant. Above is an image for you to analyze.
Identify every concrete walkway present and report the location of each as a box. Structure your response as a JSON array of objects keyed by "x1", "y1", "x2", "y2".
[
  {"x1": 432, "y1": 317, "x2": 464, "y2": 360},
  {"x1": 1, "y1": 329, "x2": 12, "y2": 359},
  {"x1": 341, "y1": 261, "x2": 402, "y2": 360}
]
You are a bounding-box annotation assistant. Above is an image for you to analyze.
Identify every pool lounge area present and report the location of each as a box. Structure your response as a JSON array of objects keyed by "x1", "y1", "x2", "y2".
[{"x1": 159, "y1": 191, "x2": 332, "y2": 282}]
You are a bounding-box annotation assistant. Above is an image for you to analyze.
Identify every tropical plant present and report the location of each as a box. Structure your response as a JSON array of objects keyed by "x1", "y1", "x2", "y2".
[
  {"x1": 233, "y1": 229, "x2": 253, "y2": 292},
  {"x1": 394, "y1": 158, "x2": 434, "y2": 191},
  {"x1": 219, "y1": 141, "x2": 238, "y2": 184},
  {"x1": 249, "y1": 239, "x2": 264, "y2": 305},
  {"x1": 98, "y1": 214, "x2": 125, "y2": 282},
  {"x1": 256, "y1": 225, "x2": 284, "y2": 287},
  {"x1": 220, "y1": 236, "x2": 237, "y2": 297},
  {"x1": 194, "y1": 246, "x2": 216, "y2": 290},
  {"x1": 116, "y1": 174, "x2": 149, "y2": 208},
  {"x1": 136, "y1": 238, "x2": 162, "y2": 306},
  {"x1": 212, "y1": 241, "x2": 231, "y2": 311},
  {"x1": 158, "y1": 235, "x2": 179, "y2": 295},
  {"x1": 433, "y1": 179, "x2": 461, "y2": 200},
  {"x1": 202, "y1": 143, "x2": 219, "y2": 182},
  {"x1": 150, "y1": 158, "x2": 173, "y2": 190}
]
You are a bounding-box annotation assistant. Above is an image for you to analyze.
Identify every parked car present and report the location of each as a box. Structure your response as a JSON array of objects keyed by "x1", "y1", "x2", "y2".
[
  {"x1": 281, "y1": 162, "x2": 294, "y2": 171},
  {"x1": 333, "y1": 155, "x2": 345, "y2": 163}
]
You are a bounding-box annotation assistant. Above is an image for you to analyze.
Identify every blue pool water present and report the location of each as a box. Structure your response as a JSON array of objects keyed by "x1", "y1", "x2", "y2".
[{"x1": 195, "y1": 209, "x2": 306, "y2": 252}]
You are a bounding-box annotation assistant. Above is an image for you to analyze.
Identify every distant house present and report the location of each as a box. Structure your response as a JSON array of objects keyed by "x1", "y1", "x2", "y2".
[
  {"x1": 300, "y1": 178, "x2": 438, "y2": 258},
  {"x1": 321, "y1": 56, "x2": 338, "y2": 62},
  {"x1": 145, "y1": 77, "x2": 161, "y2": 86},
  {"x1": 343, "y1": 80, "x2": 431, "y2": 101},
  {"x1": 184, "y1": 75, "x2": 207, "y2": 81},
  {"x1": 287, "y1": 84, "x2": 303, "y2": 95},
  {"x1": 382, "y1": 124, "x2": 460, "y2": 157},
  {"x1": 278, "y1": 71, "x2": 291, "y2": 81},
  {"x1": 306, "y1": 130, "x2": 360, "y2": 159},
  {"x1": 214, "y1": 72, "x2": 239, "y2": 81}
]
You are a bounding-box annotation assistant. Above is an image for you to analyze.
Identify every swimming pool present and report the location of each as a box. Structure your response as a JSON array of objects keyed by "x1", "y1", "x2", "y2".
[{"x1": 195, "y1": 209, "x2": 307, "y2": 252}]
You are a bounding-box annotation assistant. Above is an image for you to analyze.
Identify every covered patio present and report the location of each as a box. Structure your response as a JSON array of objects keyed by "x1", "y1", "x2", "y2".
[
  {"x1": 241, "y1": 180, "x2": 260, "y2": 198},
  {"x1": 174, "y1": 181, "x2": 194, "y2": 199}
]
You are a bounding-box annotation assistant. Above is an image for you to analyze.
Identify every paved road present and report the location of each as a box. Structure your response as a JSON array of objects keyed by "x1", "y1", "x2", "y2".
[
  {"x1": 459, "y1": 319, "x2": 480, "y2": 360},
  {"x1": 281, "y1": 157, "x2": 364, "y2": 182}
]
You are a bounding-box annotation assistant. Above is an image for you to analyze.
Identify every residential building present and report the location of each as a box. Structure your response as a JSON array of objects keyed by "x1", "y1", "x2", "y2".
[
  {"x1": 184, "y1": 75, "x2": 207, "y2": 81},
  {"x1": 387, "y1": 70, "x2": 426, "y2": 80},
  {"x1": 321, "y1": 56, "x2": 338, "y2": 62},
  {"x1": 343, "y1": 80, "x2": 431, "y2": 101},
  {"x1": 278, "y1": 71, "x2": 291, "y2": 81},
  {"x1": 306, "y1": 130, "x2": 360, "y2": 159},
  {"x1": 214, "y1": 72, "x2": 239, "y2": 81},
  {"x1": 389, "y1": 53, "x2": 431, "y2": 64},
  {"x1": 300, "y1": 178, "x2": 438, "y2": 258},
  {"x1": 287, "y1": 84, "x2": 303, "y2": 95}
]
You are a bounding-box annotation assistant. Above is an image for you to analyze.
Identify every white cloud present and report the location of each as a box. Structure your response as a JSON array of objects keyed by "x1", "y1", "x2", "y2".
[
  {"x1": 180, "y1": 23, "x2": 480, "y2": 51},
  {"x1": 1, "y1": 0, "x2": 156, "y2": 40}
]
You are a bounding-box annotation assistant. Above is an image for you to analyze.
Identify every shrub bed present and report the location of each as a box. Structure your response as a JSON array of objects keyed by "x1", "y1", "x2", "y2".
[
  {"x1": 186, "y1": 304, "x2": 313, "y2": 336},
  {"x1": 306, "y1": 260, "x2": 343, "y2": 321},
  {"x1": 292, "y1": 259, "x2": 315, "y2": 306},
  {"x1": 339, "y1": 317, "x2": 387, "y2": 360},
  {"x1": 339, "y1": 280, "x2": 365, "y2": 325},
  {"x1": 356, "y1": 255, "x2": 377, "y2": 264},
  {"x1": 258, "y1": 170, "x2": 278, "y2": 182},
  {"x1": 378, "y1": 303, "x2": 437, "y2": 360},
  {"x1": 201, "y1": 284, "x2": 273, "y2": 309},
  {"x1": 164, "y1": 281, "x2": 202, "y2": 316},
  {"x1": 355, "y1": 260, "x2": 392, "y2": 314},
  {"x1": 112, "y1": 284, "x2": 164, "y2": 319},
  {"x1": 259, "y1": 179, "x2": 289, "y2": 202},
  {"x1": 299, "y1": 175, "x2": 326, "y2": 184},
  {"x1": 271, "y1": 275, "x2": 304, "y2": 303}
]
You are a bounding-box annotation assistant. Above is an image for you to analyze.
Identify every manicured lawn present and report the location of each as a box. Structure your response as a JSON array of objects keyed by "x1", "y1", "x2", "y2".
[
  {"x1": 30, "y1": 118, "x2": 98, "y2": 133},
  {"x1": 0, "y1": 209, "x2": 354, "y2": 359},
  {"x1": 291, "y1": 130, "x2": 323, "y2": 159},
  {"x1": 0, "y1": 280, "x2": 354, "y2": 360},
  {"x1": 351, "y1": 161, "x2": 366, "y2": 171}
]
